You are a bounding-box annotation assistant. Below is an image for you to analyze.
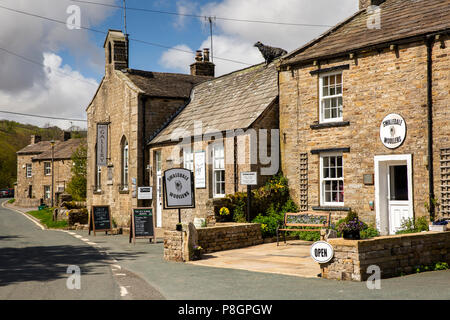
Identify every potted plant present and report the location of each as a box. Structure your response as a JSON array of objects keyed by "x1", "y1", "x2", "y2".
[
  {"x1": 337, "y1": 210, "x2": 365, "y2": 240},
  {"x1": 216, "y1": 207, "x2": 231, "y2": 223},
  {"x1": 192, "y1": 245, "x2": 203, "y2": 260}
]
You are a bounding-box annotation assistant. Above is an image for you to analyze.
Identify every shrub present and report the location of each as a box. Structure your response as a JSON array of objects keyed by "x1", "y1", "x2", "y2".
[
  {"x1": 7, "y1": 198, "x2": 15, "y2": 204},
  {"x1": 396, "y1": 216, "x2": 429, "y2": 234}
]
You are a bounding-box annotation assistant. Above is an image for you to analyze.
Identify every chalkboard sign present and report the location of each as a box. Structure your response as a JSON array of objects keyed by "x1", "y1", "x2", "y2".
[
  {"x1": 89, "y1": 205, "x2": 112, "y2": 236},
  {"x1": 130, "y1": 208, "x2": 155, "y2": 244}
]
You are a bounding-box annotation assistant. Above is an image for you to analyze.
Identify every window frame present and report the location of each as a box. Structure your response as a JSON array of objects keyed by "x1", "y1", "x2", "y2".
[
  {"x1": 122, "y1": 140, "x2": 129, "y2": 190},
  {"x1": 44, "y1": 185, "x2": 51, "y2": 200},
  {"x1": 183, "y1": 148, "x2": 194, "y2": 172},
  {"x1": 212, "y1": 143, "x2": 225, "y2": 198},
  {"x1": 44, "y1": 162, "x2": 51, "y2": 176},
  {"x1": 26, "y1": 164, "x2": 32, "y2": 178},
  {"x1": 319, "y1": 152, "x2": 344, "y2": 207},
  {"x1": 319, "y1": 71, "x2": 344, "y2": 124}
]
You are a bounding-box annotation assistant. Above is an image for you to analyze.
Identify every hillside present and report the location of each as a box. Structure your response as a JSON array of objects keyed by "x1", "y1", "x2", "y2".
[{"x1": 0, "y1": 120, "x2": 86, "y2": 189}]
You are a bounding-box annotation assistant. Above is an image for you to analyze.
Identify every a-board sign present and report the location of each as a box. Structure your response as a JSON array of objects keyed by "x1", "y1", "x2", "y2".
[
  {"x1": 163, "y1": 168, "x2": 195, "y2": 209},
  {"x1": 310, "y1": 241, "x2": 334, "y2": 264},
  {"x1": 240, "y1": 172, "x2": 258, "y2": 185},
  {"x1": 138, "y1": 186, "x2": 152, "y2": 200},
  {"x1": 130, "y1": 208, "x2": 155, "y2": 244},
  {"x1": 89, "y1": 205, "x2": 112, "y2": 236}
]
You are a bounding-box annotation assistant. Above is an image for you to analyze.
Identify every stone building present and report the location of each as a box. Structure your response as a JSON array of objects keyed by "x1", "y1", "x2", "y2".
[
  {"x1": 278, "y1": 0, "x2": 449, "y2": 235},
  {"x1": 15, "y1": 133, "x2": 83, "y2": 207},
  {"x1": 86, "y1": 30, "x2": 213, "y2": 227},
  {"x1": 147, "y1": 63, "x2": 279, "y2": 229}
]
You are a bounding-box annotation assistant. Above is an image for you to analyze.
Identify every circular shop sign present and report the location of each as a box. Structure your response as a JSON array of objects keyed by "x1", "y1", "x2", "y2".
[
  {"x1": 310, "y1": 241, "x2": 334, "y2": 264},
  {"x1": 380, "y1": 113, "x2": 406, "y2": 149}
]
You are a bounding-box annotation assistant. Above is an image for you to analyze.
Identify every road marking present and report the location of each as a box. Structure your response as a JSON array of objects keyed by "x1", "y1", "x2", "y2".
[
  {"x1": 74, "y1": 235, "x2": 83, "y2": 238},
  {"x1": 112, "y1": 264, "x2": 122, "y2": 270},
  {"x1": 81, "y1": 238, "x2": 89, "y2": 241},
  {"x1": 1, "y1": 201, "x2": 45, "y2": 230},
  {"x1": 114, "y1": 273, "x2": 127, "y2": 276},
  {"x1": 87, "y1": 242, "x2": 97, "y2": 246},
  {"x1": 120, "y1": 286, "x2": 129, "y2": 297}
]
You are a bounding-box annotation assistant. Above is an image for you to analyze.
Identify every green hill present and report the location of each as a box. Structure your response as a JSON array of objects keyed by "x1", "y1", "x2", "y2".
[{"x1": 0, "y1": 120, "x2": 86, "y2": 189}]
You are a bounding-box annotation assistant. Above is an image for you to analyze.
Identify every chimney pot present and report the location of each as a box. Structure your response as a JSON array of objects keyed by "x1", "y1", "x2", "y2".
[
  {"x1": 359, "y1": 0, "x2": 385, "y2": 10},
  {"x1": 203, "y1": 48, "x2": 210, "y2": 62},
  {"x1": 195, "y1": 50, "x2": 203, "y2": 62}
]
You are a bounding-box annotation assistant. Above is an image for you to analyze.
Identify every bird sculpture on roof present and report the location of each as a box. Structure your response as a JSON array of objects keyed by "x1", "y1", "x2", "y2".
[{"x1": 254, "y1": 41, "x2": 288, "y2": 66}]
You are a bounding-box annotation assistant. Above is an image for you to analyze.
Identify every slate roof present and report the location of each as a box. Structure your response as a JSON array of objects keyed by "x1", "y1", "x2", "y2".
[
  {"x1": 17, "y1": 139, "x2": 84, "y2": 161},
  {"x1": 149, "y1": 62, "x2": 278, "y2": 145},
  {"x1": 281, "y1": 0, "x2": 450, "y2": 66},
  {"x1": 122, "y1": 69, "x2": 212, "y2": 99},
  {"x1": 33, "y1": 139, "x2": 84, "y2": 161}
]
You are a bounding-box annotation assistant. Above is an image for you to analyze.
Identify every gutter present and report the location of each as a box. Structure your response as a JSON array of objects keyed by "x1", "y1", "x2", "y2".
[{"x1": 426, "y1": 36, "x2": 435, "y2": 220}]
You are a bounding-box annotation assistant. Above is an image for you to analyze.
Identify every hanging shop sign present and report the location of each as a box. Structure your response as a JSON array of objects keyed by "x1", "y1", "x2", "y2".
[
  {"x1": 194, "y1": 151, "x2": 206, "y2": 189},
  {"x1": 163, "y1": 168, "x2": 195, "y2": 209},
  {"x1": 310, "y1": 241, "x2": 334, "y2": 264},
  {"x1": 379, "y1": 113, "x2": 406, "y2": 149},
  {"x1": 96, "y1": 124, "x2": 108, "y2": 167}
]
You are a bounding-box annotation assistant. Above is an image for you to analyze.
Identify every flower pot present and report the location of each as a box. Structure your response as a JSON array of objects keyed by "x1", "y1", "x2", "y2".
[
  {"x1": 193, "y1": 250, "x2": 202, "y2": 260},
  {"x1": 343, "y1": 230, "x2": 360, "y2": 240}
]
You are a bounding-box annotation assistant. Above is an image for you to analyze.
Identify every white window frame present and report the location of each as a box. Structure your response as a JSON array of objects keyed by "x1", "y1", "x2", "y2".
[
  {"x1": 319, "y1": 71, "x2": 343, "y2": 124},
  {"x1": 212, "y1": 143, "x2": 225, "y2": 198},
  {"x1": 26, "y1": 164, "x2": 32, "y2": 178},
  {"x1": 320, "y1": 152, "x2": 344, "y2": 207},
  {"x1": 96, "y1": 166, "x2": 102, "y2": 192},
  {"x1": 44, "y1": 185, "x2": 51, "y2": 200},
  {"x1": 44, "y1": 162, "x2": 51, "y2": 176},
  {"x1": 183, "y1": 149, "x2": 194, "y2": 172},
  {"x1": 122, "y1": 141, "x2": 129, "y2": 190}
]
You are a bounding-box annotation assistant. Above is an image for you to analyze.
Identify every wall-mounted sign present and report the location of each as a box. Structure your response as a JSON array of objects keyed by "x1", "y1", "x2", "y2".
[
  {"x1": 138, "y1": 187, "x2": 152, "y2": 200},
  {"x1": 240, "y1": 172, "x2": 258, "y2": 186},
  {"x1": 194, "y1": 151, "x2": 206, "y2": 189},
  {"x1": 310, "y1": 241, "x2": 334, "y2": 264},
  {"x1": 96, "y1": 124, "x2": 108, "y2": 167},
  {"x1": 380, "y1": 113, "x2": 406, "y2": 149},
  {"x1": 163, "y1": 168, "x2": 195, "y2": 209}
]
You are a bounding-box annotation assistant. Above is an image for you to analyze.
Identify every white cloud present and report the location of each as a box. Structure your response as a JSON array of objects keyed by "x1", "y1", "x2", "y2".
[
  {"x1": 159, "y1": 0, "x2": 358, "y2": 76},
  {"x1": 159, "y1": 44, "x2": 195, "y2": 74},
  {"x1": 174, "y1": 0, "x2": 198, "y2": 29},
  {"x1": 0, "y1": 0, "x2": 116, "y2": 128},
  {"x1": 0, "y1": 53, "x2": 98, "y2": 130}
]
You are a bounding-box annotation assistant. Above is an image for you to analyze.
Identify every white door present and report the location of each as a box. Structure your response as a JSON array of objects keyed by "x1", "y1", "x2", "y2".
[
  {"x1": 374, "y1": 155, "x2": 414, "y2": 236},
  {"x1": 155, "y1": 151, "x2": 162, "y2": 228},
  {"x1": 387, "y1": 165, "x2": 410, "y2": 234}
]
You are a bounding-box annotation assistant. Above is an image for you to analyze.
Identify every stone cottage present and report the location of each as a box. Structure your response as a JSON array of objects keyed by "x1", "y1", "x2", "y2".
[
  {"x1": 86, "y1": 30, "x2": 213, "y2": 227},
  {"x1": 147, "y1": 62, "x2": 279, "y2": 229},
  {"x1": 278, "y1": 0, "x2": 449, "y2": 235},
  {"x1": 15, "y1": 133, "x2": 83, "y2": 207}
]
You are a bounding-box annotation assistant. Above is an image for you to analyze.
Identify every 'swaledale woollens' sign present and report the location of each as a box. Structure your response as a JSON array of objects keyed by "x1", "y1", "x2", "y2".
[{"x1": 163, "y1": 168, "x2": 195, "y2": 209}]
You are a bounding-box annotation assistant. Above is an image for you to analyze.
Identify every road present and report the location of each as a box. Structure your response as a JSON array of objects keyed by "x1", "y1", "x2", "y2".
[
  {"x1": 0, "y1": 199, "x2": 163, "y2": 300},
  {"x1": 1, "y1": 199, "x2": 449, "y2": 300}
]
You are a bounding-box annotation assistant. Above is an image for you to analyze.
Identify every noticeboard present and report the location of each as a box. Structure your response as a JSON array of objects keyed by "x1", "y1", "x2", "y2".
[
  {"x1": 89, "y1": 205, "x2": 112, "y2": 236},
  {"x1": 130, "y1": 208, "x2": 155, "y2": 244},
  {"x1": 240, "y1": 172, "x2": 258, "y2": 185},
  {"x1": 163, "y1": 168, "x2": 195, "y2": 209}
]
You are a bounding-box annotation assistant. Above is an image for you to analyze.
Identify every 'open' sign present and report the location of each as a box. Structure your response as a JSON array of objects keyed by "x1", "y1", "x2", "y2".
[{"x1": 310, "y1": 241, "x2": 334, "y2": 264}]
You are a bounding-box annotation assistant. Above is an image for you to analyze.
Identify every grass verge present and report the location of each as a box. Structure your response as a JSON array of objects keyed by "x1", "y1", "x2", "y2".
[{"x1": 27, "y1": 207, "x2": 68, "y2": 229}]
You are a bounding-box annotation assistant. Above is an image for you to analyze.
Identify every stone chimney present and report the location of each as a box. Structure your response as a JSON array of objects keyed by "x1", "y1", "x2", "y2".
[
  {"x1": 104, "y1": 29, "x2": 129, "y2": 75},
  {"x1": 190, "y1": 49, "x2": 215, "y2": 77},
  {"x1": 30, "y1": 135, "x2": 41, "y2": 145},
  {"x1": 359, "y1": 0, "x2": 385, "y2": 10}
]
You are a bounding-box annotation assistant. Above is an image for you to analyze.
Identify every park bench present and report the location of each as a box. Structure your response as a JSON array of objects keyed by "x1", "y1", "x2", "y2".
[{"x1": 277, "y1": 212, "x2": 331, "y2": 246}]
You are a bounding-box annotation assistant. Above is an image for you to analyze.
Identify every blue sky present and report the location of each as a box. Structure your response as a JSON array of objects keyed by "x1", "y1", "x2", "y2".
[{"x1": 0, "y1": 0, "x2": 358, "y2": 129}]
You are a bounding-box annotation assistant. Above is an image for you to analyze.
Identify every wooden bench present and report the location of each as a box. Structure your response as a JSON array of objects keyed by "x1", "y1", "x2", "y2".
[{"x1": 277, "y1": 212, "x2": 331, "y2": 246}]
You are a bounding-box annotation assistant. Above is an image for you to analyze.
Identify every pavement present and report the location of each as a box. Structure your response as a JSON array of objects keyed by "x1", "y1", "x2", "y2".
[
  {"x1": 2, "y1": 199, "x2": 450, "y2": 300},
  {"x1": 188, "y1": 240, "x2": 321, "y2": 278}
]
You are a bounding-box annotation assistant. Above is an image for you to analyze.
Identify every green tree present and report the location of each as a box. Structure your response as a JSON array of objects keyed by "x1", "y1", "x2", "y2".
[{"x1": 66, "y1": 141, "x2": 87, "y2": 201}]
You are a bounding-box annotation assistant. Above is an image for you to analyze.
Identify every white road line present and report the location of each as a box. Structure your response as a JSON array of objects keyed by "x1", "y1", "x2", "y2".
[
  {"x1": 112, "y1": 264, "x2": 122, "y2": 270},
  {"x1": 1, "y1": 202, "x2": 45, "y2": 230},
  {"x1": 120, "y1": 286, "x2": 129, "y2": 297},
  {"x1": 81, "y1": 238, "x2": 89, "y2": 241},
  {"x1": 114, "y1": 273, "x2": 127, "y2": 276},
  {"x1": 74, "y1": 235, "x2": 83, "y2": 238},
  {"x1": 87, "y1": 242, "x2": 97, "y2": 246}
]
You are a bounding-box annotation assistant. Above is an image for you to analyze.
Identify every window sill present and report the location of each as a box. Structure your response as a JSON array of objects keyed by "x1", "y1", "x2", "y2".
[
  {"x1": 93, "y1": 190, "x2": 103, "y2": 195},
  {"x1": 312, "y1": 206, "x2": 350, "y2": 212},
  {"x1": 119, "y1": 187, "x2": 129, "y2": 194},
  {"x1": 310, "y1": 121, "x2": 350, "y2": 130}
]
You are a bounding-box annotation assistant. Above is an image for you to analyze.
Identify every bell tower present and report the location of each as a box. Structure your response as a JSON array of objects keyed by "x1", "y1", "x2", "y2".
[{"x1": 104, "y1": 29, "x2": 129, "y2": 76}]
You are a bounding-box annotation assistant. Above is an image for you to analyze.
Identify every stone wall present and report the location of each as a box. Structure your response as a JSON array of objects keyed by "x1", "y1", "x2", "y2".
[
  {"x1": 321, "y1": 231, "x2": 450, "y2": 281},
  {"x1": 279, "y1": 36, "x2": 450, "y2": 228},
  {"x1": 164, "y1": 230, "x2": 185, "y2": 262},
  {"x1": 197, "y1": 223, "x2": 263, "y2": 253}
]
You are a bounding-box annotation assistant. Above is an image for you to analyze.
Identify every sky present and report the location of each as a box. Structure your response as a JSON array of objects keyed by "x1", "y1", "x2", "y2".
[{"x1": 0, "y1": 0, "x2": 358, "y2": 130}]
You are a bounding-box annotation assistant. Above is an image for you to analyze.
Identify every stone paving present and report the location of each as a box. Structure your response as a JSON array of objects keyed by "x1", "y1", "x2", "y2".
[{"x1": 188, "y1": 240, "x2": 321, "y2": 278}]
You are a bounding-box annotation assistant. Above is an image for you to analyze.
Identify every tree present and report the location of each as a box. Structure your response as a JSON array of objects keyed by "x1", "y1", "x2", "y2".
[{"x1": 66, "y1": 141, "x2": 87, "y2": 201}]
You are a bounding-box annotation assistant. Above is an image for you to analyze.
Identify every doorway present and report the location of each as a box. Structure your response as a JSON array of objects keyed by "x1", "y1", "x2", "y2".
[{"x1": 374, "y1": 154, "x2": 413, "y2": 235}]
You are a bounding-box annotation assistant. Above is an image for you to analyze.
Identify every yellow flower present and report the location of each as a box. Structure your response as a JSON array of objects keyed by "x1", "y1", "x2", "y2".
[{"x1": 219, "y1": 207, "x2": 230, "y2": 216}]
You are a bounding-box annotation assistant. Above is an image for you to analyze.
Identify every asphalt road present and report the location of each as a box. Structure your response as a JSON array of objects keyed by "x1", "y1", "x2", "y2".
[{"x1": 0, "y1": 199, "x2": 163, "y2": 300}]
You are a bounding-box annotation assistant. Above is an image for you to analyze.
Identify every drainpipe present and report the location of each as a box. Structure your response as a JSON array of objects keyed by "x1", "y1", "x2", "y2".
[
  {"x1": 426, "y1": 36, "x2": 435, "y2": 221},
  {"x1": 141, "y1": 95, "x2": 147, "y2": 207}
]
